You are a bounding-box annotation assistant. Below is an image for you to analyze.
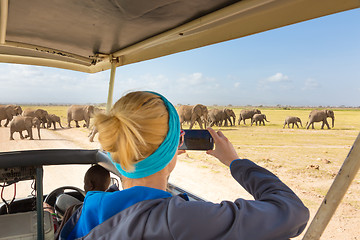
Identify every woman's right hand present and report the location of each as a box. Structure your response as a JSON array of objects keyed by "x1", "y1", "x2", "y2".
[{"x1": 206, "y1": 128, "x2": 239, "y2": 167}]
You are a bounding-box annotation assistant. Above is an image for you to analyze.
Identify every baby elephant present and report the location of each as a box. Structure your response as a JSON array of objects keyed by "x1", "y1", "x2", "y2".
[
  {"x1": 283, "y1": 116, "x2": 303, "y2": 128},
  {"x1": 251, "y1": 114, "x2": 269, "y2": 126},
  {"x1": 10, "y1": 116, "x2": 41, "y2": 140},
  {"x1": 47, "y1": 114, "x2": 64, "y2": 130}
]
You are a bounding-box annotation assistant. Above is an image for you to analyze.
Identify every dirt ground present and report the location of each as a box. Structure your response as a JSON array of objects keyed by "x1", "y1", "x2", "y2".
[{"x1": 0, "y1": 126, "x2": 359, "y2": 240}]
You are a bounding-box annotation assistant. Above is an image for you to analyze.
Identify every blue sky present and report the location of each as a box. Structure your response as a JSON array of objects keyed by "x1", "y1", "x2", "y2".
[{"x1": 0, "y1": 8, "x2": 359, "y2": 107}]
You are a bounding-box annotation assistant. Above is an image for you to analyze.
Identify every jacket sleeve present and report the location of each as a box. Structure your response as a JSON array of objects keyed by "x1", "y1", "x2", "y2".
[{"x1": 167, "y1": 159, "x2": 310, "y2": 240}]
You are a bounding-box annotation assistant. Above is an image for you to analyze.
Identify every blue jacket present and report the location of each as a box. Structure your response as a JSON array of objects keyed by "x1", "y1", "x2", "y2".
[{"x1": 60, "y1": 159, "x2": 309, "y2": 240}]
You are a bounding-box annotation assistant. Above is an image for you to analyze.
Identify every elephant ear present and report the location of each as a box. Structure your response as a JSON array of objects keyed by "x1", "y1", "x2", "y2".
[
  {"x1": 35, "y1": 109, "x2": 46, "y2": 117},
  {"x1": 6, "y1": 107, "x2": 15, "y2": 117},
  {"x1": 32, "y1": 117, "x2": 40, "y2": 125},
  {"x1": 224, "y1": 109, "x2": 231, "y2": 117},
  {"x1": 192, "y1": 104, "x2": 201, "y2": 114},
  {"x1": 192, "y1": 104, "x2": 208, "y2": 117},
  {"x1": 87, "y1": 105, "x2": 95, "y2": 115}
]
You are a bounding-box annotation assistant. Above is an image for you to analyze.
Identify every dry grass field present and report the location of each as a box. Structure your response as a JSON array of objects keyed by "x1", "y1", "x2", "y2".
[
  {"x1": 206, "y1": 107, "x2": 360, "y2": 201},
  {"x1": 185, "y1": 107, "x2": 360, "y2": 239},
  {"x1": 11, "y1": 105, "x2": 360, "y2": 239}
]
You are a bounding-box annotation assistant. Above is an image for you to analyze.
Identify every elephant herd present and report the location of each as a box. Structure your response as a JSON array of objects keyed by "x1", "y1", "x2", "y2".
[
  {"x1": 177, "y1": 105, "x2": 335, "y2": 130},
  {"x1": 0, "y1": 104, "x2": 101, "y2": 140},
  {"x1": 1, "y1": 103, "x2": 336, "y2": 141}
]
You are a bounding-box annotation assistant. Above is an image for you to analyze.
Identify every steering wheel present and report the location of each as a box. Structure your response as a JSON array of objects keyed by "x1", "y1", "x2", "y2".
[{"x1": 44, "y1": 186, "x2": 85, "y2": 218}]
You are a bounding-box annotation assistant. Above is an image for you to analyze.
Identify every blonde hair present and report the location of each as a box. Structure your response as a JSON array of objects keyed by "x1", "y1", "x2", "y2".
[{"x1": 95, "y1": 91, "x2": 169, "y2": 171}]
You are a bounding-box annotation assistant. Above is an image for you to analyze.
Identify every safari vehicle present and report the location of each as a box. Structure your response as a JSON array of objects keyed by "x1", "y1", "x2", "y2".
[{"x1": 0, "y1": 0, "x2": 360, "y2": 239}]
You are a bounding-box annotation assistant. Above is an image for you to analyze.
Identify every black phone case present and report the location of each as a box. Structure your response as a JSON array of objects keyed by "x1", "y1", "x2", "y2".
[{"x1": 179, "y1": 130, "x2": 214, "y2": 150}]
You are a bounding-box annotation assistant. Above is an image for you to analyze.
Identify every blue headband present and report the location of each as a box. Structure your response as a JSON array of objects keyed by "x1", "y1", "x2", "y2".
[{"x1": 108, "y1": 91, "x2": 180, "y2": 179}]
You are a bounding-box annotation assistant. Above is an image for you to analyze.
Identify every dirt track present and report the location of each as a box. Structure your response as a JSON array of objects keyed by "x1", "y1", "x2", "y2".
[{"x1": 0, "y1": 126, "x2": 359, "y2": 239}]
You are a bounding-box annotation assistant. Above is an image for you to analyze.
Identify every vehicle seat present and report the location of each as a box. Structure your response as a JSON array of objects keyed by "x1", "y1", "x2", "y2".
[
  {"x1": 0, "y1": 211, "x2": 54, "y2": 239},
  {"x1": 55, "y1": 194, "x2": 82, "y2": 218}
]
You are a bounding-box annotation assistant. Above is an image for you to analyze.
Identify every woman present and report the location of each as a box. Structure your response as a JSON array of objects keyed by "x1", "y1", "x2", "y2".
[{"x1": 60, "y1": 91, "x2": 309, "y2": 240}]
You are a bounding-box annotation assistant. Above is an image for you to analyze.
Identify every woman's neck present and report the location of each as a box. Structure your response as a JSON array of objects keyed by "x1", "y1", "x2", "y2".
[{"x1": 122, "y1": 171, "x2": 168, "y2": 191}]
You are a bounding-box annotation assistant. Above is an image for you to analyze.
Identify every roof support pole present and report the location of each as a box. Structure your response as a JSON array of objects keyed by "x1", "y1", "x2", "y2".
[
  {"x1": 106, "y1": 57, "x2": 118, "y2": 113},
  {"x1": 302, "y1": 131, "x2": 360, "y2": 240},
  {"x1": 36, "y1": 167, "x2": 44, "y2": 240},
  {"x1": 0, "y1": 0, "x2": 8, "y2": 44}
]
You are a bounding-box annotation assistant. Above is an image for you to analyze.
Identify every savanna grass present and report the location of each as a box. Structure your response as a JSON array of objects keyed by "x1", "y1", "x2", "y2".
[{"x1": 183, "y1": 107, "x2": 360, "y2": 208}]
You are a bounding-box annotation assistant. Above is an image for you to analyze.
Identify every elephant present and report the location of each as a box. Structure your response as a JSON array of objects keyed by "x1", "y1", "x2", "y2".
[
  {"x1": 9, "y1": 116, "x2": 41, "y2": 140},
  {"x1": 208, "y1": 108, "x2": 236, "y2": 127},
  {"x1": 283, "y1": 116, "x2": 303, "y2": 128},
  {"x1": 0, "y1": 105, "x2": 17, "y2": 127},
  {"x1": 67, "y1": 105, "x2": 95, "y2": 128},
  {"x1": 306, "y1": 109, "x2": 335, "y2": 129},
  {"x1": 238, "y1": 109, "x2": 261, "y2": 125},
  {"x1": 46, "y1": 114, "x2": 65, "y2": 130},
  {"x1": 177, "y1": 104, "x2": 209, "y2": 129},
  {"x1": 251, "y1": 114, "x2": 269, "y2": 126},
  {"x1": 88, "y1": 126, "x2": 98, "y2": 142},
  {"x1": 22, "y1": 108, "x2": 49, "y2": 128},
  {"x1": 223, "y1": 108, "x2": 236, "y2": 126},
  {"x1": 88, "y1": 108, "x2": 106, "y2": 141}
]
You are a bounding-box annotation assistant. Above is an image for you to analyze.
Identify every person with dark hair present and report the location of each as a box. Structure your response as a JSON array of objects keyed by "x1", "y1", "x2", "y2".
[
  {"x1": 84, "y1": 165, "x2": 111, "y2": 193},
  {"x1": 55, "y1": 165, "x2": 112, "y2": 239},
  {"x1": 60, "y1": 91, "x2": 309, "y2": 240}
]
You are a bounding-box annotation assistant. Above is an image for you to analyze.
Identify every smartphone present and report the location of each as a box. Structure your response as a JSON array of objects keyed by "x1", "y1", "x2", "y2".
[{"x1": 179, "y1": 129, "x2": 214, "y2": 150}]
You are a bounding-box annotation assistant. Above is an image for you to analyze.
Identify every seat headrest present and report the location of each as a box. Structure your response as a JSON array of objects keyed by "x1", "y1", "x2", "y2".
[{"x1": 55, "y1": 194, "x2": 82, "y2": 218}]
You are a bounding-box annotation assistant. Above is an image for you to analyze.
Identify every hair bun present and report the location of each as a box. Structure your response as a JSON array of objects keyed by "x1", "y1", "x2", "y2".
[{"x1": 95, "y1": 91, "x2": 169, "y2": 172}]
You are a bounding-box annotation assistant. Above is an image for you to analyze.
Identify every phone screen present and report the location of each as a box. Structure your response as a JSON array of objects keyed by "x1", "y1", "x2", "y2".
[{"x1": 178, "y1": 129, "x2": 214, "y2": 150}]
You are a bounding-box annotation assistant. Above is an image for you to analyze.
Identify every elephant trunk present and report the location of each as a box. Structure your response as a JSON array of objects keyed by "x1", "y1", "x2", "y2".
[
  {"x1": 37, "y1": 127, "x2": 41, "y2": 140},
  {"x1": 204, "y1": 113, "x2": 209, "y2": 129},
  {"x1": 332, "y1": 117, "x2": 335, "y2": 128}
]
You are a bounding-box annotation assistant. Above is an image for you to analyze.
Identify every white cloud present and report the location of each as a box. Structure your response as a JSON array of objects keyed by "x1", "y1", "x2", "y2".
[
  {"x1": 8, "y1": 64, "x2": 42, "y2": 78},
  {"x1": 190, "y1": 72, "x2": 202, "y2": 82},
  {"x1": 0, "y1": 64, "x2": 111, "y2": 104},
  {"x1": 266, "y1": 73, "x2": 289, "y2": 82},
  {"x1": 178, "y1": 72, "x2": 205, "y2": 86},
  {"x1": 115, "y1": 74, "x2": 170, "y2": 94},
  {"x1": 234, "y1": 82, "x2": 241, "y2": 88},
  {"x1": 177, "y1": 72, "x2": 219, "y2": 87},
  {"x1": 257, "y1": 72, "x2": 293, "y2": 91},
  {"x1": 302, "y1": 78, "x2": 320, "y2": 90}
]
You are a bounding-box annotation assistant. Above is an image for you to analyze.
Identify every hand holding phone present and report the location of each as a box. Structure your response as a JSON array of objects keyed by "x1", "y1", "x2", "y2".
[
  {"x1": 178, "y1": 129, "x2": 214, "y2": 150},
  {"x1": 206, "y1": 128, "x2": 239, "y2": 167}
]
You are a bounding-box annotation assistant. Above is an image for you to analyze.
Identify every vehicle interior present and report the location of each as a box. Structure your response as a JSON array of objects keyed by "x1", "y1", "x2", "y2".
[{"x1": 0, "y1": 0, "x2": 360, "y2": 239}]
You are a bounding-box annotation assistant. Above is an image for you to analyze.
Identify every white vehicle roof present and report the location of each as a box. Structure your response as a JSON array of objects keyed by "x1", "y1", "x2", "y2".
[{"x1": 1, "y1": 0, "x2": 359, "y2": 73}]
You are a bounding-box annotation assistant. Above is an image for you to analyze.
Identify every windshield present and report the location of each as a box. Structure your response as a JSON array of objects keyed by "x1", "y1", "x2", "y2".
[{"x1": 0, "y1": 7, "x2": 359, "y2": 240}]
